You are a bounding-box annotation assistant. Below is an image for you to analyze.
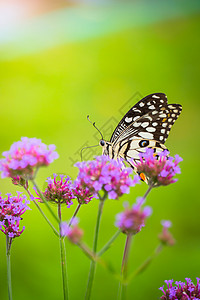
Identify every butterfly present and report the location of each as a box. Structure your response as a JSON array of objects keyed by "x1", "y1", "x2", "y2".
[{"x1": 97, "y1": 93, "x2": 182, "y2": 181}]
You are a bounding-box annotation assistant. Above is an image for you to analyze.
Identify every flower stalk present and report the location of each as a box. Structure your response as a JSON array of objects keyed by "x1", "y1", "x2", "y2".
[
  {"x1": 58, "y1": 203, "x2": 69, "y2": 300},
  {"x1": 116, "y1": 184, "x2": 153, "y2": 300},
  {"x1": 127, "y1": 244, "x2": 163, "y2": 284},
  {"x1": 78, "y1": 241, "x2": 120, "y2": 280},
  {"x1": 85, "y1": 195, "x2": 105, "y2": 300},
  {"x1": 24, "y1": 186, "x2": 59, "y2": 237},
  {"x1": 98, "y1": 230, "x2": 121, "y2": 256},
  {"x1": 143, "y1": 184, "x2": 153, "y2": 199},
  {"x1": 69, "y1": 204, "x2": 82, "y2": 227},
  {"x1": 31, "y1": 179, "x2": 60, "y2": 224},
  {"x1": 6, "y1": 236, "x2": 12, "y2": 300},
  {"x1": 118, "y1": 234, "x2": 133, "y2": 300}
]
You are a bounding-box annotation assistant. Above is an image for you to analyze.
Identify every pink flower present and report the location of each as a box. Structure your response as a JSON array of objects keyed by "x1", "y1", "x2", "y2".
[
  {"x1": 0, "y1": 137, "x2": 59, "y2": 180},
  {"x1": 0, "y1": 192, "x2": 31, "y2": 238},
  {"x1": 75, "y1": 156, "x2": 139, "y2": 200},
  {"x1": 134, "y1": 149, "x2": 182, "y2": 186},
  {"x1": 34, "y1": 174, "x2": 74, "y2": 207},
  {"x1": 73, "y1": 180, "x2": 94, "y2": 204},
  {"x1": 115, "y1": 198, "x2": 152, "y2": 234}
]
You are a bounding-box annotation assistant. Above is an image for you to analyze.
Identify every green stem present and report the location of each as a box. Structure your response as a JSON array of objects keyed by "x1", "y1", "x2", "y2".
[
  {"x1": 85, "y1": 198, "x2": 105, "y2": 300},
  {"x1": 78, "y1": 241, "x2": 121, "y2": 280},
  {"x1": 6, "y1": 236, "x2": 12, "y2": 300},
  {"x1": 78, "y1": 241, "x2": 96, "y2": 261},
  {"x1": 143, "y1": 184, "x2": 153, "y2": 199},
  {"x1": 31, "y1": 179, "x2": 60, "y2": 224},
  {"x1": 127, "y1": 244, "x2": 163, "y2": 283},
  {"x1": 69, "y1": 204, "x2": 81, "y2": 227},
  {"x1": 58, "y1": 203, "x2": 69, "y2": 300},
  {"x1": 98, "y1": 230, "x2": 121, "y2": 256},
  {"x1": 60, "y1": 238, "x2": 68, "y2": 300},
  {"x1": 118, "y1": 234, "x2": 133, "y2": 300},
  {"x1": 24, "y1": 187, "x2": 59, "y2": 237}
]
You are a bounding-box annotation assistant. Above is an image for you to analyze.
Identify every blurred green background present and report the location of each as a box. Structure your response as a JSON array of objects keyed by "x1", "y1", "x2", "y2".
[{"x1": 0, "y1": 0, "x2": 200, "y2": 299}]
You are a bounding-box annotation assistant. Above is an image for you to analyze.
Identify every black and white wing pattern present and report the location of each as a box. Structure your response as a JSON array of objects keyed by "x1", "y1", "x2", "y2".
[
  {"x1": 110, "y1": 93, "x2": 168, "y2": 143},
  {"x1": 111, "y1": 93, "x2": 182, "y2": 146},
  {"x1": 101, "y1": 93, "x2": 182, "y2": 175}
]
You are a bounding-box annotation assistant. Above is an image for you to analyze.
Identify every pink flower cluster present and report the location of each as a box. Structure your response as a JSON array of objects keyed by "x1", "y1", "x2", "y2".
[
  {"x1": 34, "y1": 174, "x2": 93, "y2": 206},
  {"x1": 0, "y1": 192, "x2": 30, "y2": 238},
  {"x1": 0, "y1": 137, "x2": 59, "y2": 179},
  {"x1": 135, "y1": 149, "x2": 183, "y2": 186},
  {"x1": 35, "y1": 174, "x2": 74, "y2": 207},
  {"x1": 159, "y1": 278, "x2": 200, "y2": 300},
  {"x1": 75, "y1": 156, "x2": 140, "y2": 200},
  {"x1": 115, "y1": 198, "x2": 152, "y2": 234}
]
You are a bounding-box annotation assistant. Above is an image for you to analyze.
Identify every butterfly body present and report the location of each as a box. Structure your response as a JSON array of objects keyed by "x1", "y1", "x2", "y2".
[{"x1": 99, "y1": 93, "x2": 182, "y2": 175}]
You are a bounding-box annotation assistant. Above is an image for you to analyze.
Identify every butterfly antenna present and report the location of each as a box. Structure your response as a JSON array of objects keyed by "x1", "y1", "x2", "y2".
[
  {"x1": 87, "y1": 115, "x2": 104, "y2": 139},
  {"x1": 80, "y1": 144, "x2": 99, "y2": 161}
]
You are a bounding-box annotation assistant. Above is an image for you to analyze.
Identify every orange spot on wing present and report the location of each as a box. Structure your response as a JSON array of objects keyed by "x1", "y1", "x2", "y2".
[
  {"x1": 140, "y1": 173, "x2": 146, "y2": 181},
  {"x1": 162, "y1": 118, "x2": 167, "y2": 122}
]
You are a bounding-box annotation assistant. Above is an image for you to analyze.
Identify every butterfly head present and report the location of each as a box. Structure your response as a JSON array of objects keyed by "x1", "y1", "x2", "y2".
[
  {"x1": 99, "y1": 140, "x2": 106, "y2": 147},
  {"x1": 99, "y1": 140, "x2": 113, "y2": 157},
  {"x1": 99, "y1": 139, "x2": 109, "y2": 151}
]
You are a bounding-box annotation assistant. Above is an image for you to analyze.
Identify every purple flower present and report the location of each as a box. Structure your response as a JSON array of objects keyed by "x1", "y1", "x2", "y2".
[
  {"x1": 60, "y1": 218, "x2": 83, "y2": 244},
  {"x1": 0, "y1": 192, "x2": 30, "y2": 238},
  {"x1": 35, "y1": 174, "x2": 74, "y2": 206},
  {"x1": 115, "y1": 198, "x2": 152, "y2": 234},
  {"x1": 158, "y1": 220, "x2": 175, "y2": 246},
  {"x1": 0, "y1": 137, "x2": 59, "y2": 180},
  {"x1": 75, "y1": 156, "x2": 139, "y2": 200},
  {"x1": 134, "y1": 148, "x2": 183, "y2": 187},
  {"x1": 160, "y1": 278, "x2": 200, "y2": 299}
]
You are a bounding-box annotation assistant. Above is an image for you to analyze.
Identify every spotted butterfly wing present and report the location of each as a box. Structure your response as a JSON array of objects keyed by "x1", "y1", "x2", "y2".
[
  {"x1": 110, "y1": 93, "x2": 168, "y2": 143},
  {"x1": 101, "y1": 93, "x2": 182, "y2": 176}
]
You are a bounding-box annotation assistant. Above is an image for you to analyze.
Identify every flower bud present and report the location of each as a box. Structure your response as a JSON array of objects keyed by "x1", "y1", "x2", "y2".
[
  {"x1": 158, "y1": 220, "x2": 175, "y2": 246},
  {"x1": 61, "y1": 218, "x2": 83, "y2": 244}
]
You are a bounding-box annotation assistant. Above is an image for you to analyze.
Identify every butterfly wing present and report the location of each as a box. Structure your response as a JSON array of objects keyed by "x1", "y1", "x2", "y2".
[
  {"x1": 110, "y1": 93, "x2": 168, "y2": 143},
  {"x1": 113, "y1": 103, "x2": 182, "y2": 145},
  {"x1": 117, "y1": 139, "x2": 167, "y2": 172},
  {"x1": 109, "y1": 93, "x2": 182, "y2": 180}
]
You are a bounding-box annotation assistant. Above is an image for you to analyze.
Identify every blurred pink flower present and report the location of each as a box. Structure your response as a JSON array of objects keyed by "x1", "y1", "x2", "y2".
[
  {"x1": 115, "y1": 197, "x2": 152, "y2": 235},
  {"x1": 0, "y1": 137, "x2": 59, "y2": 180}
]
